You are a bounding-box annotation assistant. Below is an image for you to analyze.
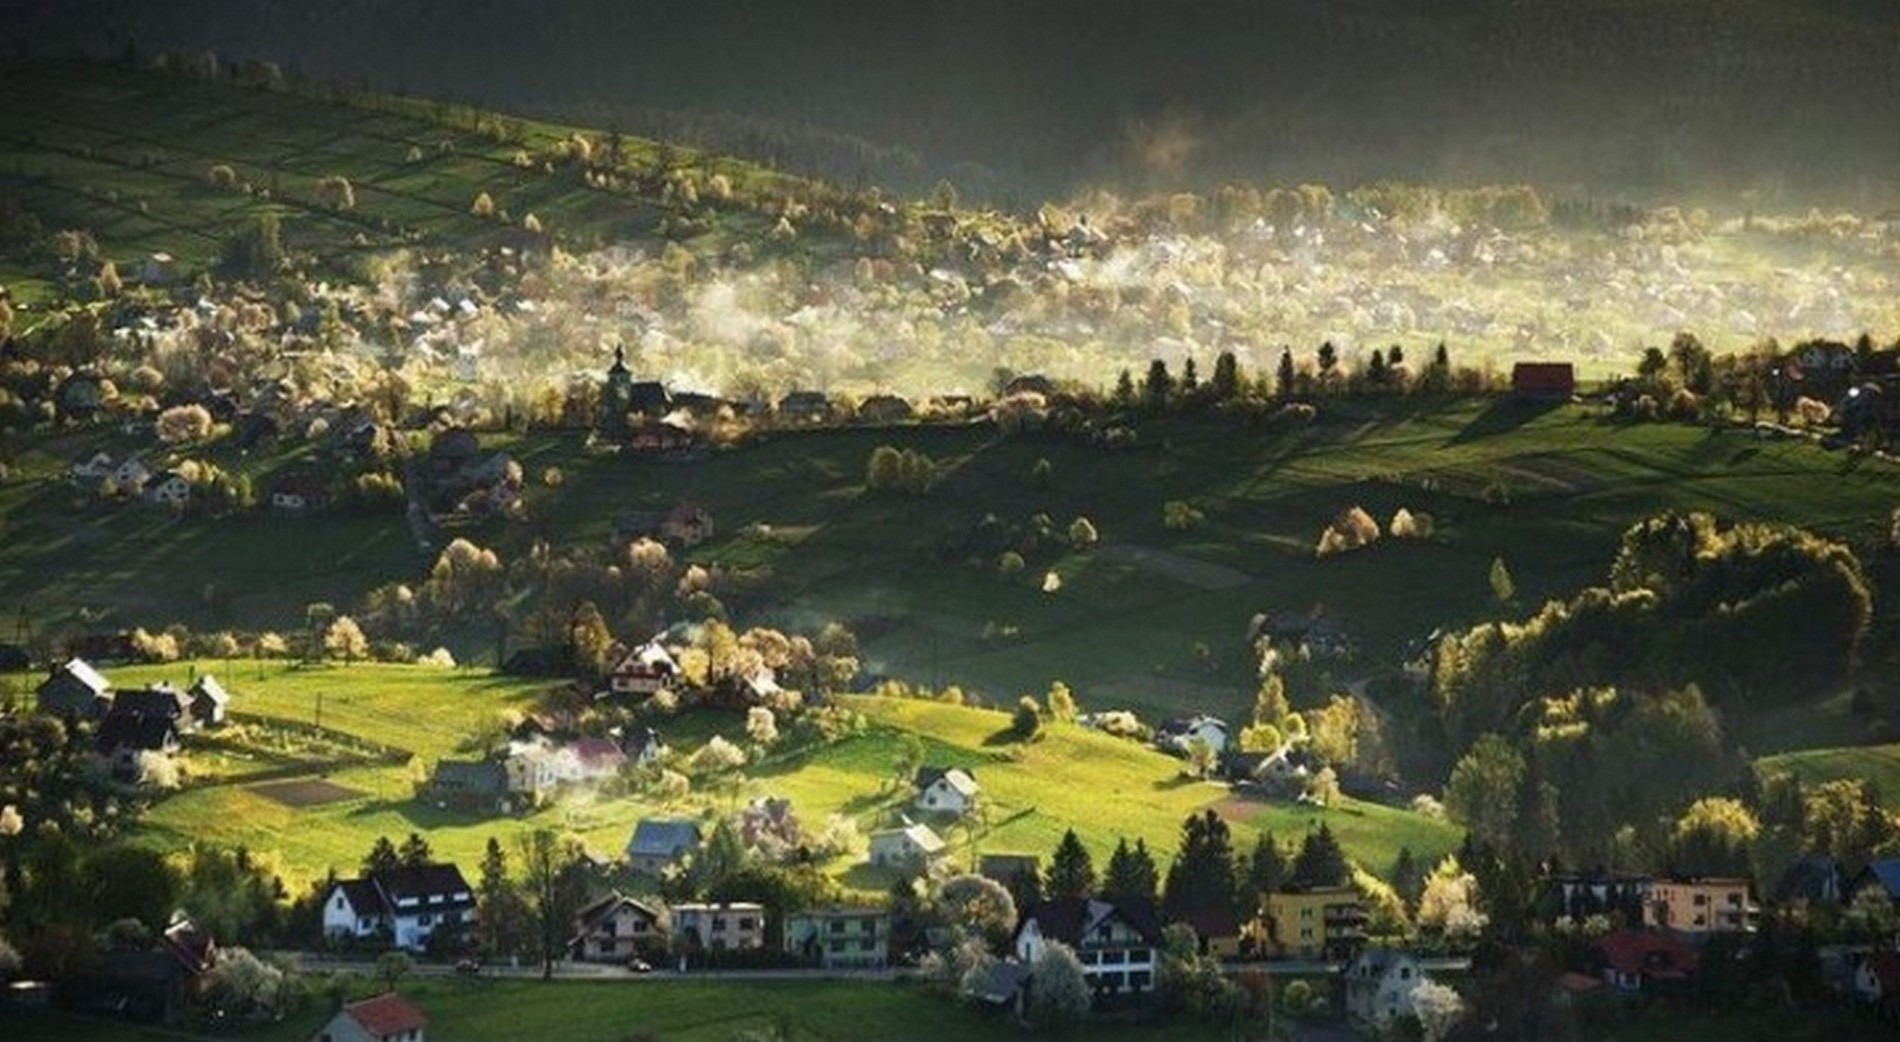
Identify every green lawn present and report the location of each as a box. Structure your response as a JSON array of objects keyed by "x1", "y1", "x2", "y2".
[
  {"x1": 1757, "y1": 742, "x2": 1900, "y2": 797},
  {"x1": 72, "y1": 660, "x2": 1455, "y2": 894}
]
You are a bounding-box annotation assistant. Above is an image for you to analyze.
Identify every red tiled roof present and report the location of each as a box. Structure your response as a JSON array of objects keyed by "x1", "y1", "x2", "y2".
[
  {"x1": 1597, "y1": 929, "x2": 1698, "y2": 977},
  {"x1": 343, "y1": 992, "x2": 427, "y2": 1036}
]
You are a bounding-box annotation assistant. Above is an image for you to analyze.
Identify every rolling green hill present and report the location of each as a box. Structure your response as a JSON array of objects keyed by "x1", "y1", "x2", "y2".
[{"x1": 79, "y1": 660, "x2": 1457, "y2": 895}]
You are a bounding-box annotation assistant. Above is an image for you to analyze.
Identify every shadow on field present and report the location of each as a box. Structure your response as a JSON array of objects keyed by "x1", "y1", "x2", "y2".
[{"x1": 1448, "y1": 399, "x2": 1562, "y2": 445}]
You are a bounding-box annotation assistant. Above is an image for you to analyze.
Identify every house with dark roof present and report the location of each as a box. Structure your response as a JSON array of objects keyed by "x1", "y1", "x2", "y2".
[
  {"x1": 626, "y1": 819, "x2": 702, "y2": 875},
  {"x1": 421, "y1": 760, "x2": 509, "y2": 813},
  {"x1": 569, "y1": 892, "x2": 668, "y2": 963},
  {"x1": 1013, "y1": 897, "x2": 1164, "y2": 1002},
  {"x1": 1511, "y1": 362, "x2": 1576, "y2": 402},
  {"x1": 1774, "y1": 855, "x2": 1847, "y2": 909},
  {"x1": 311, "y1": 991, "x2": 428, "y2": 1042},
  {"x1": 37, "y1": 657, "x2": 112, "y2": 717},
  {"x1": 114, "y1": 684, "x2": 196, "y2": 734},
  {"x1": 321, "y1": 864, "x2": 474, "y2": 952},
  {"x1": 777, "y1": 390, "x2": 832, "y2": 423},
  {"x1": 96, "y1": 708, "x2": 182, "y2": 779},
  {"x1": 1850, "y1": 858, "x2": 1900, "y2": 905},
  {"x1": 857, "y1": 394, "x2": 913, "y2": 424}
]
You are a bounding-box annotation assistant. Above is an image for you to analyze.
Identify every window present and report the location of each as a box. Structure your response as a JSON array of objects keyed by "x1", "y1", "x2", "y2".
[
  {"x1": 712, "y1": 917, "x2": 727, "y2": 931},
  {"x1": 1300, "y1": 907, "x2": 1314, "y2": 920},
  {"x1": 1129, "y1": 971, "x2": 1152, "y2": 991},
  {"x1": 859, "y1": 939, "x2": 875, "y2": 952},
  {"x1": 830, "y1": 920, "x2": 845, "y2": 934},
  {"x1": 740, "y1": 918, "x2": 757, "y2": 931},
  {"x1": 1400, "y1": 967, "x2": 1412, "y2": 979},
  {"x1": 1692, "y1": 894, "x2": 1708, "y2": 906},
  {"x1": 418, "y1": 914, "x2": 433, "y2": 927},
  {"x1": 828, "y1": 940, "x2": 845, "y2": 954},
  {"x1": 1726, "y1": 893, "x2": 1742, "y2": 906}
]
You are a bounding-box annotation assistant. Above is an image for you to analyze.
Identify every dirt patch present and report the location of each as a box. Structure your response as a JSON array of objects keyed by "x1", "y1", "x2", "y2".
[
  {"x1": 250, "y1": 777, "x2": 366, "y2": 808},
  {"x1": 1099, "y1": 544, "x2": 1252, "y2": 591}
]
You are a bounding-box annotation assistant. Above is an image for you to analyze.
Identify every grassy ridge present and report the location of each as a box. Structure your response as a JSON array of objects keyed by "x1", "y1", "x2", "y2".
[{"x1": 84, "y1": 662, "x2": 1456, "y2": 894}]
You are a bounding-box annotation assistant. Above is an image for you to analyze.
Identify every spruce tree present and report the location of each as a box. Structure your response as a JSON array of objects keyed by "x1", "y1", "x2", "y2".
[
  {"x1": 1162, "y1": 810, "x2": 1239, "y2": 920},
  {"x1": 1211, "y1": 351, "x2": 1240, "y2": 400},
  {"x1": 1277, "y1": 348, "x2": 1296, "y2": 398},
  {"x1": 1144, "y1": 359, "x2": 1174, "y2": 411},
  {"x1": 1104, "y1": 838, "x2": 1161, "y2": 905},
  {"x1": 398, "y1": 832, "x2": 433, "y2": 867},
  {"x1": 1046, "y1": 829, "x2": 1096, "y2": 900},
  {"x1": 1290, "y1": 823, "x2": 1348, "y2": 889},
  {"x1": 362, "y1": 836, "x2": 400, "y2": 875}
]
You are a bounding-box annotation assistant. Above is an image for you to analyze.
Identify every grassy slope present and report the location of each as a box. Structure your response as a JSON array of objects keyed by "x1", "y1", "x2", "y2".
[
  {"x1": 73, "y1": 661, "x2": 1456, "y2": 894},
  {"x1": 1757, "y1": 743, "x2": 1900, "y2": 796},
  {"x1": 0, "y1": 60, "x2": 796, "y2": 303},
  {"x1": 7, "y1": 400, "x2": 1898, "y2": 732}
]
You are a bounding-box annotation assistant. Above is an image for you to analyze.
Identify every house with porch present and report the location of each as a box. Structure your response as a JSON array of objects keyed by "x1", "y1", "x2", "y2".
[
  {"x1": 569, "y1": 892, "x2": 668, "y2": 963},
  {"x1": 1014, "y1": 896, "x2": 1164, "y2": 1003},
  {"x1": 321, "y1": 864, "x2": 475, "y2": 952}
]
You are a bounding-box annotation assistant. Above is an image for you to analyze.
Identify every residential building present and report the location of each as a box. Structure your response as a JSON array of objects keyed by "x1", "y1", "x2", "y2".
[
  {"x1": 1854, "y1": 951, "x2": 1900, "y2": 1024},
  {"x1": 1345, "y1": 948, "x2": 1431, "y2": 1027},
  {"x1": 619, "y1": 726, "x2": 667, "y2": 766},
  {"x1": 321, "y1": 864, "x2": 475, "y2": 951},
  {"x1": 867, "y1": 823, "x2": 945, "y2": 872},
  {"x1": 1014, "y1": 897, "x2": 1164, "y2": 1002},
  {"x1": 777, "y1": 390, "x2": 832, "y2": 423},
  {"x1": 187, "y1": 675, "x2": 230, "y2": 727},
  {"x1": 1155, "y1": 715, "x2": 1229, "y2": 756},
  {"x1": 672, "y1": 902, "x2": 765, "y2": 951},
  {"x1": 1260, "y1": 886, "x2": 1367, "y2": 961},
  {"x1": 556, "y1": 737, "x2": 628, "y2": 783},
  {"x1": 114, "y1": 684, "x2": 196, "y2": 734},
  {"x1": 422, "y1": 759, "x2": 509, "y2": 813},
  {"x1": 784, "y1": 907, "x2": 890, "y2": 969},
  {"x1": 913, "y1": 766, "x2": 980, "y2": 816},
  {"x1": 1644, "y1": 877, "x2": 1755, "y2": 934},
  {"x1": 857, "y1": 394, "x2": 913, "y2": 424},
  {"x1": 1848, "y1": 858, "x2": 1900, "y2": 906},
  {"x1": 143, "y1": 470, "x2": 191, "y2": 508},
  {"x1": 95, "y1": 708, "x2": 182, "y2": 779},
  {"x1": 311, "y1": 992, "x2": 428, "y2": 1042},
  {"x1": 1547, "y1": 871, "x2": 1650, "y2": 923},
  {"x1": 503, "y1": 743, "x2": 559, "y2": 802},
  {"x1": 660, "y1": 501, "x2": 714, "y2": 547},
  {"x1": 569, "y1": 893, "x2": 667, "y2": 963},
  {"x1": 626, "y1": 819, "x2": 702, "y2": 875},
  {"x1": 609, "y1": 641, "x2": 678, "y2": 697},
  {"x1": 1594, "y1": 929, "x2": 1697, "y2": 995},
  {"x1": 37, "y1": 657, "x2": 111, "y2": 717}
]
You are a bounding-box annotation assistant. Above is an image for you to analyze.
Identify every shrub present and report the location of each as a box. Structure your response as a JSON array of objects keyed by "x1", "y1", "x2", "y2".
[
  {"x1": 206, "y1": 164, "x2": 238, "y2": 189},
  {"x1": 1013, "y1": 696, "x2": 1043, "y2": 739},
  {"x1": 1068, "y1": 516, "x2": 1099, "y2": 548},
  {"x1": 1390, "y1": 507, "x2": 1434, "y2": 539},
  {"x1": 470, "y1": 191, "x2": 496, "y2": 218},
  {"x1": 1316, "y1": 505, "x2": 1381, "y2": 557},
  {"x1": 1163, "y1": 500, "x2": 1205, "y2": 530}
]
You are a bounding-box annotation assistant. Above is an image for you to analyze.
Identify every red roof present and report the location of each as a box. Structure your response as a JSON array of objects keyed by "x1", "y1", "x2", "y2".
[
  {"x1": 1597, "y1": 930, "x2": 1697, "y2": 979},
  {"x1": 1868, "y1": 951, "x2": 1900, "y2": 992},
  {"x1": 342, "y1": 992, "x2": 428, "y2": 1037}
]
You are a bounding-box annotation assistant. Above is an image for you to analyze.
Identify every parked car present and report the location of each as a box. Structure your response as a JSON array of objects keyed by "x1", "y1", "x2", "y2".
[
  {"x1": 454, "y1": 959, "x2": 482, "y2": 976},
  {"x1": 626, "y1": 958, "x2": 653, "y2": 974}
]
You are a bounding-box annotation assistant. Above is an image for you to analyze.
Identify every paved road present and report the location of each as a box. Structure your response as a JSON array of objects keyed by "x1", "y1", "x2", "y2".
[{"x1": 281, "y1": 953, "x2": 899, "y2": 983}]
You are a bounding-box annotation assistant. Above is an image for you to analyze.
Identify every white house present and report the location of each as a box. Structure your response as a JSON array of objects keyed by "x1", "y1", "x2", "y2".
[
  {"x1": 867, "y1": 823, "x2": 945, "y2": 871},
  {"x1": 914, "y1": 767, "x2": 980, "y2": 816},
  {"x1": 1156, "y1": 714, "x2": 1229, "y2": 756},
  {"x1": 321, "y1": 864, "x2": 474, "y2": 951},
  {"x1": 1345, "y1": 948, "x2": 1430, "y2": 1027},
  {"x1": 609, "y1": 641, "x2": 678, "y2": 697},
  {"x1": 71, "y1": 451, "x2": 116, "y2": 483},
  {"x1": 1013, "y1": 897, "x2": 1164, "y2": 1001}
]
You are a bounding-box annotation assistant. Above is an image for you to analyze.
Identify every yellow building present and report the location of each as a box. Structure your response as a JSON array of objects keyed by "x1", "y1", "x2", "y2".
[
  {"x1": 1644, "y1": 877, "x2": 1756, "y2": 934},
  {"x1": 1261, "y1": 886, "x2": 1367, "y2": 961}
]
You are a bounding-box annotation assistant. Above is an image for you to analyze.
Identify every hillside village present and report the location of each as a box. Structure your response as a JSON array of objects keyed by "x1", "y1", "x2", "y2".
[{"x1": 3, "y1": 53, "x2": 1900, "y2": 1042}]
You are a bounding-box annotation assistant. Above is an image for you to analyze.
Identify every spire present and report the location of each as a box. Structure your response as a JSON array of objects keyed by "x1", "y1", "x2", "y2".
[{"x1": 609, "y1": 343, "x2": 629, "y2": 375}]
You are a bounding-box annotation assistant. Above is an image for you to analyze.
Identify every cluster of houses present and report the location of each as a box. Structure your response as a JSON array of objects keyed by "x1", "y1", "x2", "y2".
[
  {"x1": 34, "y1": 657, "x2": 231, "y2": 779},
  {"x1": 422, "y1": 724, "x2": 667, "y2": 813},
  {"x1": 67, "y1": 452, "x2": 194, "y2": 509}
]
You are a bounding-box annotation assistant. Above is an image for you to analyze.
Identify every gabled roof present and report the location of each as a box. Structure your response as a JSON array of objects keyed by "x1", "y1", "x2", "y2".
[
  {"x1": 568, "y1": 737, "x2": 627, "y2": 770},
  {"x1": 1597, "y1": 930, "x2": 1697, "y2": 979},
  {"x1": 162, "y1": 918, "x2": 216, "y2": 975},
  {"x1": 916, "y1": 766, "x2": 979, "y2": 796},
  {"x1": 1865, "y1": 951, "x2": 1900, "y2": 993},
  {"x1": 49, "y1": 657, "x2": 110, "y2": 696},
  {"x1": 188, "y1": 675, "x2": 230, "y2": 706},
  {"x1": 340, "y1": 992, "x2": 428, "y2": 1036},
  {"x1": 628, "y1": 818, "x2": 702, "y2": 858},
  {"x1": 1511, "y1": 361, "x2": 1577, "y2": 390},
  {"x1": 335, "y1": 878, "x2": 389, "y2": 918},
  {"x1": 872, "y1": 822, "x2": 945, "y2": 854},
  {"x1": 430, "y1": 759, "x2": 506, "y2": 793},
  {"x1": 96, "y1": 710, "x2": 179, "y2": 752},
  {"x1": 114, "y1": 685, "x2": 191, "y2": 719},
  {"x1": 614, "y1": 641, "x2": 677, "y2": 674},
  {"x1": 374, "y1": 863, "x2": 473, "y2": 904},
  {"x1": 1018, "y1": 896, "x2": 1164, "y2": 949},
  {"x1": 574, "y1": 892, "x2": 665, "y2": 935},
  {"x1": 1856, "y1": 858, "x2": 1900, "y2": 901},
  {"x1": 1774, "y1": 854, "x2": 1844, "y2": 904}
]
